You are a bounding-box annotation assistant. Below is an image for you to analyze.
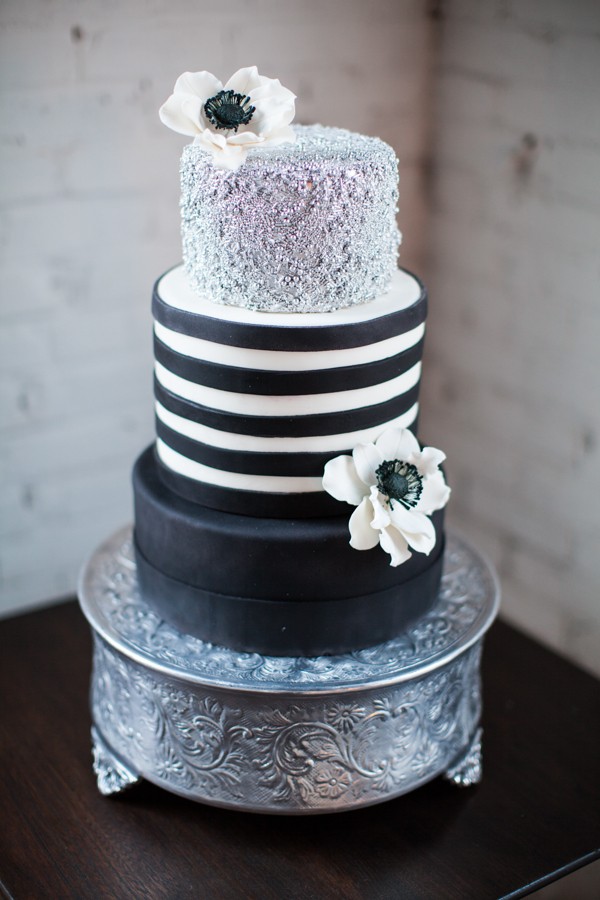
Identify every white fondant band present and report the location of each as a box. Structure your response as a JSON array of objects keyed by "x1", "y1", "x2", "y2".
[
  {"x1": 155, "y1": 401, "x2": 419, "y2": 454},
  {"x1": 158, "y1": 265, "x2": 421, "y2": 325},
  {"x1": 156, "y1": 439, "x2": 325, "y2": 494},
  {"x1": 154, "y1": 361, "x2": 422, "y2": 416},
  {"x1": 154, "y1": 321, "x2": 425, "y2": 372}
]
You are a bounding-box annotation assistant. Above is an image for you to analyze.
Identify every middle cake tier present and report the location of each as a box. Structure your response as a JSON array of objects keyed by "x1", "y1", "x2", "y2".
[{"x1": 153, "y1": 264, "x2": 427, "y2": 518}]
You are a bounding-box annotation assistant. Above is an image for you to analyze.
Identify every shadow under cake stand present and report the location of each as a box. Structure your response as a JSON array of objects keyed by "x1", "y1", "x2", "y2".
[{"x1": 78, "y1": 526, "x2": 499, "y2": 814}]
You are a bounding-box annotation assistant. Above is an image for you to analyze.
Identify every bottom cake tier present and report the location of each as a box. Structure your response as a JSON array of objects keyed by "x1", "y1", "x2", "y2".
[{"x1": 133, "y1": 446, "x2": 446, "y2": 656}]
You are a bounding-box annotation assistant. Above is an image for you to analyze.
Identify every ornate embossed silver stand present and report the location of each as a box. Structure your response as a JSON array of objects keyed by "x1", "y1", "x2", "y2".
[{"x1": 78, "y1": 526, "x2": 499, "y2": 814}]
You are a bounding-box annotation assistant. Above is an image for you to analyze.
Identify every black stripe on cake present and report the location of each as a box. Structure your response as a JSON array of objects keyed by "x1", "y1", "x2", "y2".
[
  {"x1": 153, "y1": 334, "x2": 425, "y2": 396},
  {"x1": 154, "y1": 448, "x2": 341, "y2": 517},
  {"x1": 156, "y1": 416, "x2": 349, "y2": 476},
  {"x1": 152, "y1": 269, "x2": 427, "y2": 352},
  {"x1": 154, "y1": 377, "x2": 421, "y2": 438}
]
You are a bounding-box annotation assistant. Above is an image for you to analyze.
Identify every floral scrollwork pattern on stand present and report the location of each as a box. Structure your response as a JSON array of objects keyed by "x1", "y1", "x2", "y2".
[
  {"x1": 92, "y1": 640, "x2": 251, "y2": 801},
  {"x1": 250, "y1": 646, "x2": 482, "y2": 809},
  {"x1": 92, "y1": 635, "x2": 482, "y2": 810}
]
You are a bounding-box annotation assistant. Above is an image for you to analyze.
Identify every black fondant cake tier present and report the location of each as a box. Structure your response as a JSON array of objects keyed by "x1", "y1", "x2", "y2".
[{"x1": 133, "y1": 447, "x2": 445, "y2": 656}]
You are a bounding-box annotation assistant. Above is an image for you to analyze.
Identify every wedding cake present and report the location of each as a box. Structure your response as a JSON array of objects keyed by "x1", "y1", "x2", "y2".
[{"x1": 132, "y1": 67, "x2": 450, "y2": 657}]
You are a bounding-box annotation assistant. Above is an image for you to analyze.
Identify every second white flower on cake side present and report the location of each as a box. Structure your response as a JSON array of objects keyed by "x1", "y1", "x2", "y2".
[{"x1": 322, "y1": 428, "x2": 450, "y2": 567}]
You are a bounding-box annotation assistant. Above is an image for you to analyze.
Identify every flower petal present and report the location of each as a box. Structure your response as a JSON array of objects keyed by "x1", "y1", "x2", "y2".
[
  {"x1": 400, "y1": 522, "x2": 436, "y2": 555},
  {"x1": 173, "y1": 70, "x2": 223, "y2": 99},
  {"x1": 260, "y1": 124, "x2": 296, "y2": 147},
  {"x1": 250, "y1": 79, "x2": 296, "y2": 106},
  {"x1": 323, "y1": 455, "x2": 368, "y2": 506},
  {"x1": 159, "y1": 93, "x2": 203, "y2": 136},
  {"x1": 386, "y1": 500, "x2": 428, "y2": 533},
  {"x1": 348, "y1": 497, "x2": 380, "y2": 550},
  {"x1": 417, "y1": 471, "x2": 451, "y2": 514},
  {"x1": 415, "y1": 445, "x2": 446, "y2": 477},
  {"x1": 369, "y1": 486, "x2": 391, "y2": 530},
  {"x1": 224, "y1": 66, "x2": 262, "y2": 95},
  {"x1": 352, "y1": 442, "x2": 382, "y2": 487},
  {"x1": 387, "y1": 505, "x2": 436, "y2": 555},
  {"x1": 386, "y1": 504, "x2": 436, "y2": 554},
  {"x1": 375, "y1": 427, "x2": 420, "y2": 463},
  {"x1": 378, "y1": 526, "x2": 412, "y2": 567},
  {"x1": 250, "y1": 80, "x2": 296, "y2": 133},
  {"x1": 252, "y1": 102, "x2": 296, "y2": 136},
  {"x1": 227, "y1": 130, "x2": 264, "y2": 146},
  {"x1": 193, "y1": 132, "x2": 248, "y2": 170},
  {"x1": 210, "y1": 143, "x2": 248, "y2": 171},
  {"x1": 195, "y1": 128, "x2": 227, "y2": 148}
]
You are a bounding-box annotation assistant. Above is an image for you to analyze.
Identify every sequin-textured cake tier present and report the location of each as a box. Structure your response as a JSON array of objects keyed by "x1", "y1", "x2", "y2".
[{"x1": 181, "y1": 125, "x2": 401, "y2": 312}]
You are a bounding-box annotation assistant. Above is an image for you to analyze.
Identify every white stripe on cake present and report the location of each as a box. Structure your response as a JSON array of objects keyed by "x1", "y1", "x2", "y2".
[
  {"x1": 154, "y1": 321, "x2": 425, "y2": 371},
  {"x1": 156, "y1": 439, "x2": 325, "y2": 493},
  {"x1": 154, "y1": 361, "x2": 421, "y2": 416},
  {"x1": 155, "y1": 401, "x2": 419, "y2": 453}
]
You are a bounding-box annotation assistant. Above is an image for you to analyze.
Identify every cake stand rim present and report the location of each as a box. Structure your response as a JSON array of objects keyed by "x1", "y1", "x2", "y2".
[{"x1": 78, "y1": 524, "x2": 500, "y2": 695}]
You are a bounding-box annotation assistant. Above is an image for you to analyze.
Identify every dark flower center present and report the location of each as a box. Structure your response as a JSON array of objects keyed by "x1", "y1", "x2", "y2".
[
  {"x1": 376, "y1": 459, "x2": 423, "y2": 510},
  {"x1": 204, "y1": 90, "x2": 255, "y2": 132}
]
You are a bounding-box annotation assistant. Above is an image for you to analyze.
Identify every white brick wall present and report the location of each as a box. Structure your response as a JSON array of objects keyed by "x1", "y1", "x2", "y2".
[
  {"x1": 3, "y1": 0, "x2": 598, "y2": 679},
  {"x1": 0, "y1": 0, "x2": 432, "y2": 613},
  {"x1": 420, "y1": 0, "x2": 600, "y2": 676}
]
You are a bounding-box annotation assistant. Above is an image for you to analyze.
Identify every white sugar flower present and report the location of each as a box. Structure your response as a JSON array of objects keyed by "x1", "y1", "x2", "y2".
[
  {"x1": 322, "y1": 428, "x2": 450, "y2": 567},
  {"x1": 159, "y1": 66, "x2": 296, "y2": 171}
]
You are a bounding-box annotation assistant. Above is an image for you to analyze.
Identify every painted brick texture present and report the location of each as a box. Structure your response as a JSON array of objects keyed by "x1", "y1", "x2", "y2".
[
  {"x1": 2, "y1": 0, "x2": 598, "y2": 678},
  {"x1": 0, "y1": 0, "x2": 433, "y2": 613},
  {"x1": 420, "y1": 0, "x2": 600, "y2": 676}
]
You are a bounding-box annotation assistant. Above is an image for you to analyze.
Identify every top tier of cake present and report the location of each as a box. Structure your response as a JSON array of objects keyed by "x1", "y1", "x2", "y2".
[{"x1": 180, "y1": 124, "x2": 401, "y2": 313}]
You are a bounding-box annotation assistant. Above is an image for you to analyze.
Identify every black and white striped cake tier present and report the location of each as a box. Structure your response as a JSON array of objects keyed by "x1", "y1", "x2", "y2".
[{"x1": 152, "y1": 265, "x2": 428, "y2": 518}]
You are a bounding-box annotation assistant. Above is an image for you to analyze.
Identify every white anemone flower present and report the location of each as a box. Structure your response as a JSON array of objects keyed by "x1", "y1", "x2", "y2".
[
  {"x1": 322, "y1": 428, "x2": 451, "y2": 567},
  {"x1": 159, "y1": 66, "x2": 296, "y2": 171}
]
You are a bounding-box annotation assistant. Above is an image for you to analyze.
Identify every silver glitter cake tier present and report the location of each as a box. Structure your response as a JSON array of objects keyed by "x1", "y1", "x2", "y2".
[{"x1": 180, "y1": 125, "x2": 401, "y2": 313}]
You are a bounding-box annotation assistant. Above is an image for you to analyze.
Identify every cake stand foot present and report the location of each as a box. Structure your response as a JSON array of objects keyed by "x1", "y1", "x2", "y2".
[
  {"x1": 91, "y1": 726, "x2": 141, "y2": 796},
  {"x1": 444, "y1": 727, "x2": 483, "y2": 787}
]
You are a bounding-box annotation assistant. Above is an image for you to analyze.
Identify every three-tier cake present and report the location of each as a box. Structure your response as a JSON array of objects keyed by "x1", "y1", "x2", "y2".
[
  {"x1": 79, "y1": 67, "x2": 499, "y2": 812},
  {"x1": 133, "y1": 69, "x2": 450, "y2": 656}
]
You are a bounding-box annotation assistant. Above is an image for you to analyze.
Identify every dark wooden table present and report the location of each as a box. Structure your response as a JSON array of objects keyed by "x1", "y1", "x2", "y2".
[{"x1": 0, "y1": 600, "x2": 598, "y2": 900}]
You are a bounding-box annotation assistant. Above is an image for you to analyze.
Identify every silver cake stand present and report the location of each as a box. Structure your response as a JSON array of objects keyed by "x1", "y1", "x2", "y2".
[{"x1": 78, "y1": 526, "x2": 499, "y2": 814}]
